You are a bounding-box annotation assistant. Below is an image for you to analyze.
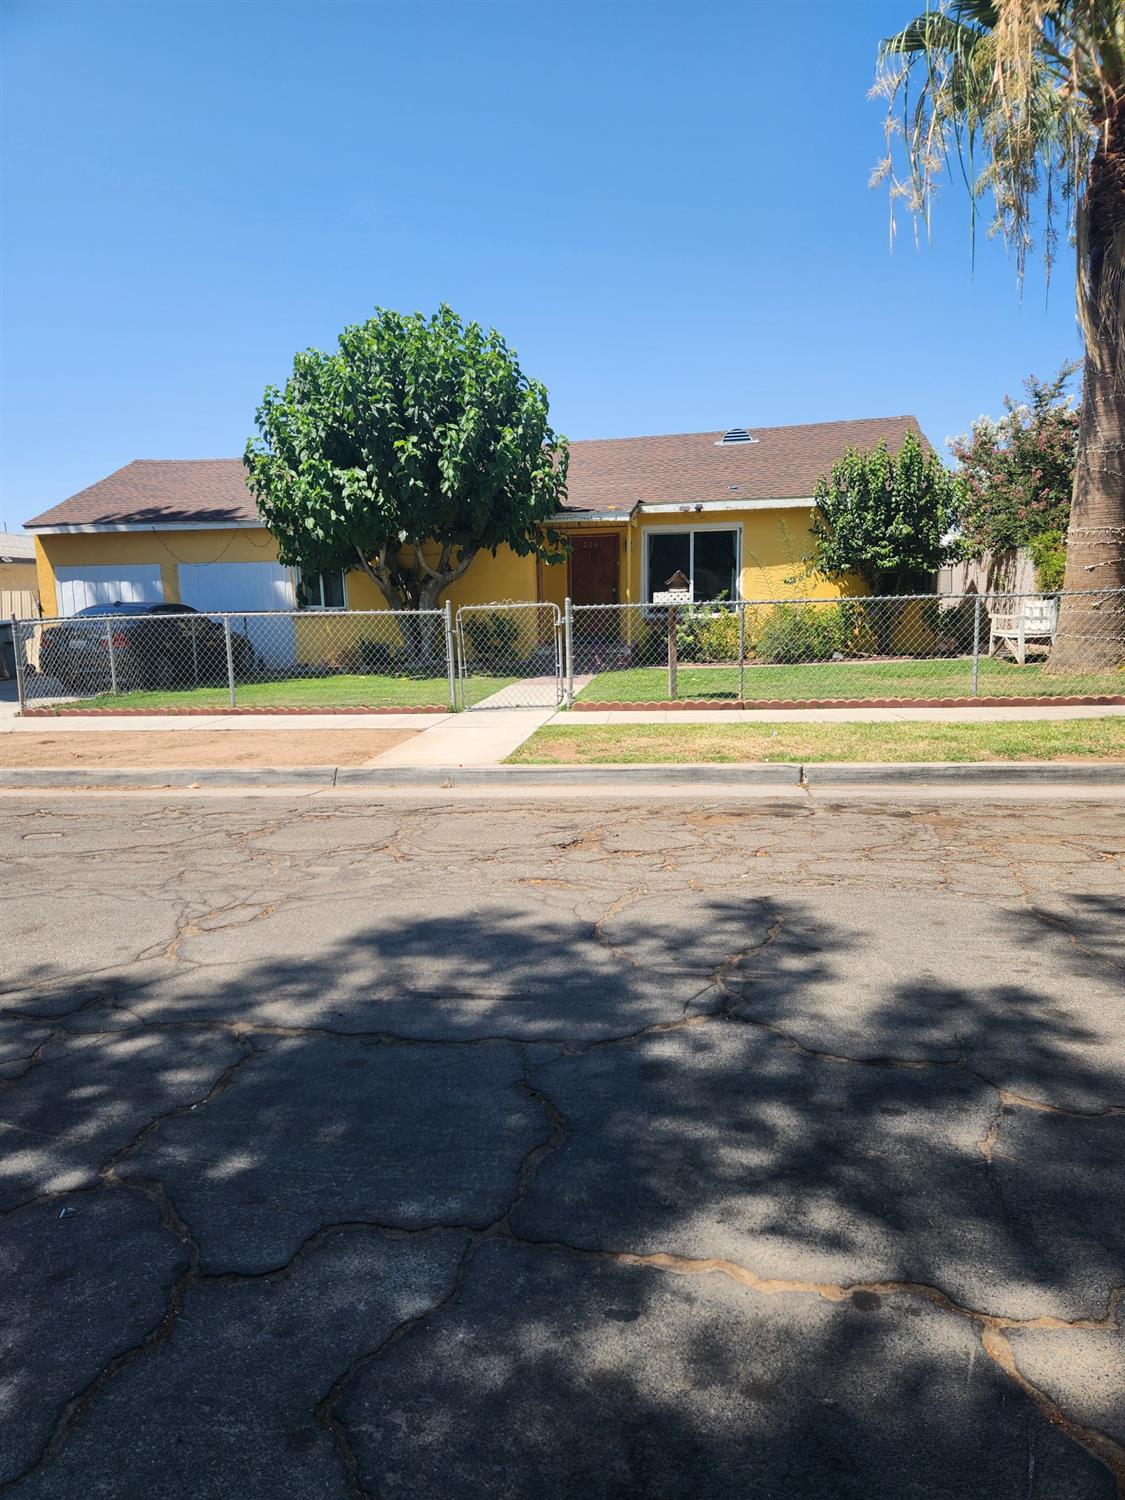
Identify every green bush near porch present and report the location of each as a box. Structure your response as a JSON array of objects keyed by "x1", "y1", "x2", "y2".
[{"x1": 754, "y1": 604, "x2": 845, "y2": 663}]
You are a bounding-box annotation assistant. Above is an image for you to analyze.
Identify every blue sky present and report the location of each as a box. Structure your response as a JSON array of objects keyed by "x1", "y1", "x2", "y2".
[{"x1": 0, "y1": 0, "x2": 1081, "y2": 525}]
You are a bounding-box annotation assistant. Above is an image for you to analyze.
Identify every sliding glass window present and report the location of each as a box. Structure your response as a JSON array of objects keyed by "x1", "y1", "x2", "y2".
[{"x1": 644, "y1": 527, "x2": 739, "y2": 603}]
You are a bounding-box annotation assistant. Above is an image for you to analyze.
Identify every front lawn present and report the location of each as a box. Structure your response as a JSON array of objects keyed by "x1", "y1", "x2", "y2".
[
  {"x1": 576, "y1": 656, "x2": 1125, "y2": 703},
  {"x1": 508, "y1": 718, "x2": 1125, "y2": 764},
  {"x1": 34, "y1": 673, "x2": 507, "y2": 712}
]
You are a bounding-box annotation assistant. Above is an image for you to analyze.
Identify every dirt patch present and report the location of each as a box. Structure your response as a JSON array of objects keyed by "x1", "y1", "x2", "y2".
[{"x1": 0, "y1": 729, "x2": 417, "y2": 769}]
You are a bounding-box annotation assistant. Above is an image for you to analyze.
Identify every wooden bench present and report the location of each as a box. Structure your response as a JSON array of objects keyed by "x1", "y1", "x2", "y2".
[{"x1": 987, "y1": 596, "x2": 1058, "y2": 666}]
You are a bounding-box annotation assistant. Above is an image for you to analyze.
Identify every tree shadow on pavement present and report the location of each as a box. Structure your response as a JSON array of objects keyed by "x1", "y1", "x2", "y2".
[{"x1": 0, "y1": 890, "x2": 1123, "y2": 1498}]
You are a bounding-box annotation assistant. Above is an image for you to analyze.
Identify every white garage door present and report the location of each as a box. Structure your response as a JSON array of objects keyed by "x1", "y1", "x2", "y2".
[
  {"x1": 177, "y1": 562, "x2": 297, "y2": 668},
  {"x1": 55, "y1": 565, "x2": 164, "y2": 616}
]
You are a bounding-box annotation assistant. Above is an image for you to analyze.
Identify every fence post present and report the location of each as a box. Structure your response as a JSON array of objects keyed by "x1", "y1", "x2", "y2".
[
  {"x1": 443, "y1": 601, "x2": 457, "y2": 710},
  {"x1": 563, "y1": 597, "x2": 574, "y2": 709},
  {"x1": 223, "y1": 618, "x2": 236, "y2": 708},
  {"x1": 971, "y1": 594, "x2": 982, "y2": 697},
  {"x1": 190, "y1": 616, "x2": 200, "y2": 685},
  {"x1": 737, "y1": 601, "x2": 746, "y2": 703},
  {"x1": 105, "y1": 620, "x2": 119, "y2": 696},
  {"x1": 11, "y1": 615, "x2": 26, "y2": 712}
]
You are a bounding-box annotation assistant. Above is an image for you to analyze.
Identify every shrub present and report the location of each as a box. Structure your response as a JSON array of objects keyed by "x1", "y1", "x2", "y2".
[
  {"x1": 461, "y1": 610, "x2": 520, "y2": 661},
  {"x1": 950, "y1": 367, "x2": 1078, "y2": 560},
  {"x1": 1027, "y1": 530, "x2": 1067, "y2": 592},
  {"x1": 932, "y1": 599, "x2": 976, "y2": 657},
  {"x1": 673, "y1": 598, "x2": 741, "y2": 663},
  {"x1": 673, "y1": 617, "x2": 701, "y2": 662},
  {"x1": 359, "y1": 639, "x2": 403, "y2": 673},
  {"x1": 627, "y1": 617, "x2": 662, "y2": 669},
  {"x1": 754, "y1": 604, "x2": 843, "y2": 663},
  {"x1": 695, "y1": 610, "x2": 741, "y2": 661}
]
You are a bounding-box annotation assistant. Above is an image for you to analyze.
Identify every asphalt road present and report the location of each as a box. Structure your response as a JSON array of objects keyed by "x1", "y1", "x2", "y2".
[{"x1": 1, "y1": 793, "x2": 1123, "y2": 1498}]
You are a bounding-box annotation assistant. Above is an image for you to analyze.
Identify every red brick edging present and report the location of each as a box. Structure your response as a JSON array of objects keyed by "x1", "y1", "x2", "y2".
[
  {"x1": 21, "y1": 695, "x2": 1125, "y2": 717},
  {"x1": 22, "y1": 704, "x2": 450, "y2": 718},
  {"x1": 572, "y1": 695, "x2": 1125, "y2": 711}
]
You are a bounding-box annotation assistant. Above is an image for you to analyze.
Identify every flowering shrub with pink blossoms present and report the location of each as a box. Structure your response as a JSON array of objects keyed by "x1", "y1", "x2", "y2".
[{"x1": 950, "y1": 365, "x2": 1079, "y2": 577}]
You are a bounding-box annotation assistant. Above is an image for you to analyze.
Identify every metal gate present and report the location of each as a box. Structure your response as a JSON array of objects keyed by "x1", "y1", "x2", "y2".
[{"x1": 455, "y1": 601, "x2": 563, "y2": 709}]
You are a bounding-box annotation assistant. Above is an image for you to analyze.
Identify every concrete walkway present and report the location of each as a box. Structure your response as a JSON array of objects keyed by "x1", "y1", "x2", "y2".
[
  {"x1": 468, "y1": 674, "x2": 591, "y2": 709},
  {"x1": 370, "y1": 707, "x2": 557, "y2": 766}
]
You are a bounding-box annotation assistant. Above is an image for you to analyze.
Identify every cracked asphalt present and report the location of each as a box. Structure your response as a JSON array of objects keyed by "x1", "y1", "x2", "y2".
[{"x1": 1, "y1": 792, "x2": 1123, "y2": 1498}]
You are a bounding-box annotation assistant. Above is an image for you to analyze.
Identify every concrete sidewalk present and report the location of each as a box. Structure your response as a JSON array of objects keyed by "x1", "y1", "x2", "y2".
[
  {"x1": 0, "y1": 709, "x2": 441, "y2": 733},
  {"x1": 370, "y1": 707, "x2": 557, "y2": 766}
]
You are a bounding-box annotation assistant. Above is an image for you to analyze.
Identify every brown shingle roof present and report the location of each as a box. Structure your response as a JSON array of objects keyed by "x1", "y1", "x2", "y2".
[
  {"x1": 24, "y1": 416, "x2": 928, "y2": 529},
  {"x1": 24, "y1": 460, "x2": 258, "y2": 529},
  {"x1": 561, "y1": 416, "x2": 927, "y2": 511}
]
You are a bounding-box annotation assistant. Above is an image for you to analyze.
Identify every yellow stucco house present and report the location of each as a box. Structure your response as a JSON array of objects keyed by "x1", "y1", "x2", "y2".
[{"x1": 25, "y1": 416, "x2": 924, "y2": 640}]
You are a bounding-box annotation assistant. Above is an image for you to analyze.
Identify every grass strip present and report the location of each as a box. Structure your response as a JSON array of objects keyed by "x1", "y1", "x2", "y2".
[
  {"x1": 578, "y1": 658, "x2": 1124, "y2": 703},
  {"x1": 37, "y1": 674, "x2": 516, "y2": 711},
  {"x1": 507, "y1": 718, "x2": 1125, "y2": 765}
]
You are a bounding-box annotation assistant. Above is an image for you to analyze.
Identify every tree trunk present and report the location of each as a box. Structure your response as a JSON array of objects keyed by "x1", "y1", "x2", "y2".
[
  {"x1": 1049, "y1": 101, "x2": 1125, "y2": 672},
  {"x1": 417, "y1": 577, "x2": 446, "y2": 612},
  {"x1": 354, "y1": 542, "x2": 479, "y2": 671},
  {"x1": 413, "y1": 577, "x2": 450, "y2": 667}
]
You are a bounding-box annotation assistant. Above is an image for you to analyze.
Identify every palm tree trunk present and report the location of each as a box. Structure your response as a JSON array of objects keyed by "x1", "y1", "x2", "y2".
[{"x1": 1050, "y1": 103, "x2": 1125, "y2": 672}]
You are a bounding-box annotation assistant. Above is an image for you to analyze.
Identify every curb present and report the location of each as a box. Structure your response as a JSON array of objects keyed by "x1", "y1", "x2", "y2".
[
  {"x1": 800, "y1": 761, "x2": 1125, "y2": 786},
  {"x1": 335, "y1": 763, "x2": 803, "y2": 786},
  {"x1": 1, "y1": 762, "x2": 1124, "y2": 790},
  {"x1": 0, "y1": 767, "x2": 339, "y2": 788},
  {"x1": 0, "y1": 765, "x2": 800, "y2": 789}
]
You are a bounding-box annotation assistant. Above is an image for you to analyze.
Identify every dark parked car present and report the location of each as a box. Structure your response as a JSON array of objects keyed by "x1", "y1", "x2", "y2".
[{"x1": 39, "y1": 603, "x2": 256, "y2": 693}]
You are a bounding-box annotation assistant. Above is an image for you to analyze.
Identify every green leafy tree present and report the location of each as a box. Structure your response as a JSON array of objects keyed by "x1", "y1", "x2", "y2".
[
  {"x1": 950, "y1": 364, "x2": 1080, "y2": 572},
  {"x1": 245, "y1": 305, "x2": 569, "y2": 614},
  {"x1": 810, "y1": 431, "x2": 959, "y2": 595},
  {"x1": 874, "y1": 0, "x2": 1125, "y2": 667}
]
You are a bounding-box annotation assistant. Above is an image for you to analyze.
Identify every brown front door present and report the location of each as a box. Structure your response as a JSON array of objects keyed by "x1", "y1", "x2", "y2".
[
  {"x1": 569, "y1": 533, "x2": 619, "y2": 605},
  {"x1": 569, "y1": 533, "x2": 621, "y2": 663}
]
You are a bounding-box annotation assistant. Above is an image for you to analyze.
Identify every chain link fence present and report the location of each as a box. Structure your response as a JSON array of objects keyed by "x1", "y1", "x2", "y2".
[
  {"x1": 9, "y1": 587, "x2": 1125, "y2": 712},
  {"x1": 456, "y1": 601, "x2": 563, "y2": 708},
  {"x1": 569, "y1": 589, "x2": 1125, "y2": 704},
  {"x1": 12, "y1": 606, "x2": 454, "y2": 711}
]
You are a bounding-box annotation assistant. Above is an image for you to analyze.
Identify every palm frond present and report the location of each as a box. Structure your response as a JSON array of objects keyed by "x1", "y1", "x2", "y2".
[{"x1": 873, "y1": 0, "x2": 1118, "y2": 286}]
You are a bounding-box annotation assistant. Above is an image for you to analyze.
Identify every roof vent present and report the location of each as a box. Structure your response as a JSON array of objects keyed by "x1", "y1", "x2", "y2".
[{"x1": 716, "y1": 428, "x2": 757, "y2": 445}]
